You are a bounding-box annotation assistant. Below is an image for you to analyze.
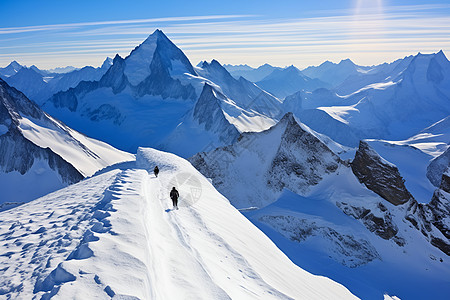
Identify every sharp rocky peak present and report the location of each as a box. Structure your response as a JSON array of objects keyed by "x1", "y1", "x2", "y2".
[{"x1": 8, "y1": 61, "x2": 22, "y2": 69}]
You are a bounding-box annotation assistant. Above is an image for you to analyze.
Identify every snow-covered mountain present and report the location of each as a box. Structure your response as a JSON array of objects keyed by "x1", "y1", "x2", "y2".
[
  {"x1": 46, "y1": 66, "x2": 80, "y2": 74},
  {"x1": 196, "y1": 59, "x2": 282, "y2": 120},
  {"x1": 190, "y1": 112, "x2": 342, "y2": 208},
  {"x1": 224, "y1": 63, "x2": 283, "y2": 82},
  {"x1": 0, "y1": 61, "x2": 23, "y2": 78},
  {"x1": 256, "y1": 65, "x2": 330, "y2": 99},
  {"x1": 3, "y1": 66, "x2": 48, "y2": 101},
  {"x1": 284, "y1": 51, "x2": 450, "y2": 147},
  {"x1": 2, "y1": 58, "x2": 113, "y2": 104},
  {"x1": 334, "y1": 55, "x2": 414, "y2": 95},
  {"x1": 0, "y1": 78, "x2": 133, "y2": 210},
  {"x1": 190, "y1": 113, "x2": 450, "y2": 299},
  {"x1": 41, "y1": 30, "x2": 282, "y2": 157},
  {"x1": 0, "y1": 147, "x2": 357, "y2": 299},
  {"x1": 302, "y1": 58, "x2": 369, "y2": 88}
]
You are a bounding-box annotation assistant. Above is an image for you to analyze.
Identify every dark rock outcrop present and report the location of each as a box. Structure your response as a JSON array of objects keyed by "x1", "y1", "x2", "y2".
[
  {"x1": 0, "y1": 79, "x2": 84, "y2": 185},
  {"x1": 351, "y1": 141, "x2": 413, "y2": 205},
  {"x1": 427, "y1": 148, "x2": 450, "y2": 188},
  {"x1": 336, "y1": 201, "x2": 404, "y2": 245},
  {"x1": 259, "y1": 214, "x2": 380, "y2": 268},
  {"x1": 193, "y1": 84, "x2": 240, "y2": 144},
  {"x1": 267, "y1": 113, "x2": 341, "y2": 193}
]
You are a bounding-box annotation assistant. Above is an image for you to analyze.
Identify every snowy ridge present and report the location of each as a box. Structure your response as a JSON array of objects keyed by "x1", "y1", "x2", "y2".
[
  {"x1": 0, "y1": 78, "x2": 133, "y2": 206},
  {"x1": 284, "y1": 51, "x2": 450, "y2": 148},
  {"x1": 0, "y1": 148, "x2": 357, "y2": 299},
  {"x1": 190, "y1": 113, "x2": 450, "y2": 299}
]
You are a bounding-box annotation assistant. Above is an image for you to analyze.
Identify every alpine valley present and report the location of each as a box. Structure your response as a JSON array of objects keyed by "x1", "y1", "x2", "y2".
[{"x1": 0, "y1": 29, "x2": 449, "y2": 300}]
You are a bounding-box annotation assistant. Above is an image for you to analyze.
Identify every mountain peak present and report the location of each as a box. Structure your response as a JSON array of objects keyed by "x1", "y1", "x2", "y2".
[
  {"x1": 141, "y1": 29, "x2": 169, "y2": 45},
  {"x1": 124, "y1": 29, "x2": 196, "y2": 86},
  {"x1": 8, "y1": 61, "x2": 22, "y2": 69},
  {"x1": 339, "y1": 58, "x2": 355, "y2": 66},
  {"x1": 279, "y1": 111, "x2": 296, "y2": 125},
  {"x1": 101, "y1": 57, "x2": 113, "y2": 69},
  {"x1": 285, "y1": 65, "x2": 300, "y2": 72}
]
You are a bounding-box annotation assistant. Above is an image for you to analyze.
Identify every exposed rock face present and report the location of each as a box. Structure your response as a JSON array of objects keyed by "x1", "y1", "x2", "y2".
[
  {"x1": 46, "y1": 30, "x2": 197, "y2": 124},
  {"x1": 405, "y1": 189, "x2": 450, "y2": 256},
  {"x1": 259, "y1": 214, "x2": 380, "y2": 268},
  {"x1": 336, "y1": 201, "x2": 405, "y2": 246},
  {"x1": 427, "y1": 147, "x2": 450, "y2": 187},
  {"x1": 267, "y1": 113, "x2": 340, "y2": 194},
  {"x1": 193, "y1": 84, "x2": 240, "y2": 144},
  {"x1": 440, "y1": 172, "x2": 450, "y2": 193},
  {"x1": 99, "y1": 54, "x2": 128, "y2": 94},
  {"x1": 190, "y1": 112, "x2": 341, "y2": 208},
  {"x1": 0, "y1": 79, "x2": 83, "y2": 184},
  {"x1": 0, "y1": 127, "x2": 83, "y2": 184},
  {"x1": 198, "y1": 60, "x2": 282, "y2": 118},
  {"x1": 351, "y1": 140, "x2": 413, "y2": 205},
  {"x1": 135, "y1": 49, "x2": 196, "y2": 100}
]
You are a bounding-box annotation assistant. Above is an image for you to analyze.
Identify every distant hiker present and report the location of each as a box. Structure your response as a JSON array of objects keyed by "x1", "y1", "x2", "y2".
[
  {"x1": 154, "y1": 166, "x2": 159, "y2": 177},
  {"x1": 170, "y1": 187, "x2": 179, "y2": 210}
]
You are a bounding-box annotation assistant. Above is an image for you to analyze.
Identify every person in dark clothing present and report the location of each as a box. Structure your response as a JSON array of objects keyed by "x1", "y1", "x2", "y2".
[
  {"x1": 154, "y1": 166, "x2": 159, "y2": 177},
  {"x1": 170, "y1": 187, "x2": 179, "y2": 210}
]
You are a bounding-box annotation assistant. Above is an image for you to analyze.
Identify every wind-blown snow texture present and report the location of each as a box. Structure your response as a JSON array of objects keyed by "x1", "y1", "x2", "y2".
[{"x1": 0, "y1": 148, "x2": 357, "y2": 299}]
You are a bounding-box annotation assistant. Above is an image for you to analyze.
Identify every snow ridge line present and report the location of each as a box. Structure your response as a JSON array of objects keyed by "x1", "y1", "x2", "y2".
[{"x1": 34, "y1": 170, "x2": 124, "y2": 299}]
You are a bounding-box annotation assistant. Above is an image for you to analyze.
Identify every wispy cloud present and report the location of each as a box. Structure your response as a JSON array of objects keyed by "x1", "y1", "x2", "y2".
[{"x1": 1, "y1": 5, "x2": 449, "y2": 68}]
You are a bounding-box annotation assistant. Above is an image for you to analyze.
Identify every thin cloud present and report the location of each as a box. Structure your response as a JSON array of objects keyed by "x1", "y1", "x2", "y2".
[
  {"x1": 0, "y1": 15, "x2": 253, "y2": 35},
  {"x1": 1, "y1": 5, "x2": 449, "y2": 69}
]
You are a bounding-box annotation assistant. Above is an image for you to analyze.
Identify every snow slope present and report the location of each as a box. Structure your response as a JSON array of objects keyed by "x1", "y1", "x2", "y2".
[
  {"x1": 0, "y1": 148, "x2": 357, "y2": 299},
  {"x1": 0, "y1": 78, "x2": 134, "y2": 208},
  {"x1": 284, "y1": 51, "x2": 450, "y2": 147},
  {"x1": 190, "y1": 114, "x2": 450, "y2": 299}
]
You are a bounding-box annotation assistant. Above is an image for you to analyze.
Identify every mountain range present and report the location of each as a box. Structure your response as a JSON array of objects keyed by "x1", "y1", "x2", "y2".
[{"x1": 0, "y1": 29, "x2": 448, "y2": 300}]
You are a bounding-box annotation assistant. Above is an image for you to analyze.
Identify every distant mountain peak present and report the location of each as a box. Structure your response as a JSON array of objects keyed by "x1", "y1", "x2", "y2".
[
  {"x1": 339, "y1": 58, "x2": 355, "y2": 66},
  {"x1": 101, "y1": 57, "x2": 113, "y2": 69},
  {"x1": 8, "y1": 61, "x2": 22, "y2": 69}
]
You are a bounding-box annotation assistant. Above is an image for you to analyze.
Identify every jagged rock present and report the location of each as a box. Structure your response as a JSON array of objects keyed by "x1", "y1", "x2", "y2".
[
  {"x1": 190, "y1": 112, "x2": 341, "y2": 208},
  {"x1": 440, "y1": 172, "x2": 450, "y2": 193},
  {"x1": 259, "y1": 214, "x2": 380, "y2": 268},
  {"x1": 193, "y1": 84, "x2": 240, "y2": 144},
  {"x1": 336, "y1": 202, "x2": 401, "y2": 242},
  {"x1": 427, "y1": 147, "x2": 450, "y2": 187},
  {"x1": 404, "y1": 185, "x2": 450, "y2": 256},
  {"x1": 0, "y1": 78, "x2": 84, "y2": 186},
  {"x1": 0, "y1": 78, "x2": 132, "y2": 207},
  {"x1": 351, "y1": 141, "x2": 413, "y2": 205},
  {"x1": 362, "y1": 213, "x2": 398, "y2": 240},
  {"x1": 267, "y1": 113, "x2": 340, "y2": 193}
]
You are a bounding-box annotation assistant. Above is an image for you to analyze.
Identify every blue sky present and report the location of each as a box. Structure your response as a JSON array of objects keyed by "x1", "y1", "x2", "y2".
[{"x1": 1, "y1": 0, "x2": 449, "y2": 69}]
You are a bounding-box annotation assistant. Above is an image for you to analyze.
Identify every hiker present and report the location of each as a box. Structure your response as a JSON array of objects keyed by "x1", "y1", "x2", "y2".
[
  {"x1": 154, "y1": 166, "x2": 159, "y2": 177},
  {"x1": 170, "y1": 187, "x2": 179, "y2": 210}
]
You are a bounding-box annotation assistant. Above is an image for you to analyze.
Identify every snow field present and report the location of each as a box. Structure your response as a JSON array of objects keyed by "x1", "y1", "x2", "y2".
[{"x1": 0, "y1": 148, "x2": 358, "y2": 299}]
